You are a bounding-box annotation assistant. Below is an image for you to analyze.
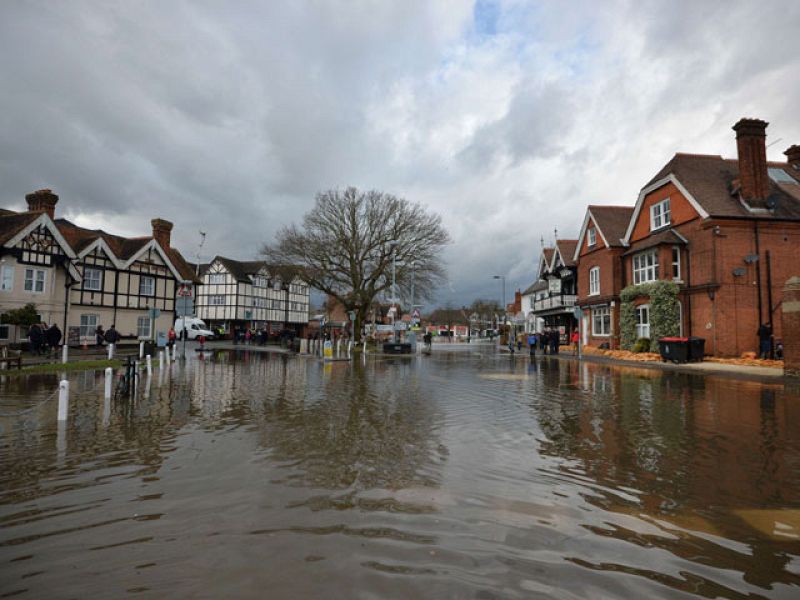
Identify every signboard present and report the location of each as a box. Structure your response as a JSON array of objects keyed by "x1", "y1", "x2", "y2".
[
  {"x1": 176, "y1": 296, "x2": 194, "y2": 317},
  {"x1": 376, "y1": 324, "x2": 394, "y2": 332},
  {"x1": 323, "y1": 340, "x2": 333, "y2": 359},
  {"x1": 412, "y1": 308, "x2": 420, "y2": 319},
  {"x1": 548, "y1": 278, "x2": 561, "y2": 294},
  {"x1": 394, "y1": 322, "x2": 407, "y2": 331}
]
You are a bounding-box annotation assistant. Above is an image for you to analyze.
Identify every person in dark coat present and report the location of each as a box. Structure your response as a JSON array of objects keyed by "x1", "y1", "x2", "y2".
[
  {"x1": 46, "y1": 323, "x2": 62, "y2": 351},
  {"x1": 28, "y1": 323, "x2": 44, "y2": 355},
  {"x1": 550, "y1": 330, "x2": 559, "y2": 354},
  {"x1": 540, "y1": 330, "x2": 548, "y2": 355},
  {"x1": 95, "y1": 325, "x2": 105, "y2": 347},
  {"x1": 104, "y1": 324, "x2": 120, "y2": 345}
]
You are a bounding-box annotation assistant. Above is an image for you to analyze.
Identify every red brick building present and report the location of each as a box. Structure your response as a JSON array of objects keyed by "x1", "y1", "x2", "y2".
[
  {"x1": 574, "y1": 206, "x2": 634, "y2": 349},
  {"x1": 618, "y1": 118, "x2": 800, "y2": 356}
]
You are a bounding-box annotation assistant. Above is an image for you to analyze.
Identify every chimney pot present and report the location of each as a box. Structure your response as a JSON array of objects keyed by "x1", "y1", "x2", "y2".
[
  {"x1": 25, "y1": 189, "x2": 59, "y2": 219},
  {"x1": 785, "y1": 145, "x2": 800, "y2": 170},
  {"x1": 151, "y1": 218, "x2": 173, "y2": 249},
  {"x1": 732, "y1": 118, "x2": 769, "y2": 201}
]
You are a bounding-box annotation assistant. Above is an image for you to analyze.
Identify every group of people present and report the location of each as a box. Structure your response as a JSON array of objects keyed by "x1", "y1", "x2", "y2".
[
  {"x1": 27, "y1": 322, "x2": 62, "y2": 355},
  {"x1": 509, "y1": 329, "x2": 580, "y2": 356},
  {"x1": 94, "y1": 324, "x2": 121, "y2": 347}
]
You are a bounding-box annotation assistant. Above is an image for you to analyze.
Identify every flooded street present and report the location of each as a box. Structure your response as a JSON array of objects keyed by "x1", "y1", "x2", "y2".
[{"x1": 1, "y1": 350, "x2": 799, "y2": 599}]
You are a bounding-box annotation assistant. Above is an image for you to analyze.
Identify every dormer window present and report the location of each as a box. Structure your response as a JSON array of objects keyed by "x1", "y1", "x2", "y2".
[
  {"x1": 650, "y1": 198, "x2": 671, "y2": 230},
  {"x1": 587, "y1": 227, "x2": 596, "y2": 247}
]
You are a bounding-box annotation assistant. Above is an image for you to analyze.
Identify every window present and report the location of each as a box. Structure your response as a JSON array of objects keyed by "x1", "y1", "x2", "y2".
[
  {"x1": 633, "y1": 250, "x2": 659, "y2": 284},
  {"x1": 592, "y1": 306, "x2": 611, "y2": 336},
  {"x1": 252, "y1": 297, "x2": 266, "y2": 308},
  {"x1": 671, "y1": 246, "x2": 681, "y2": 281},
  {"x1": 137, "y1": 316, "x2": 151, "y2": 339},
  {"x1": 24, "y1": 268, "x2": 46, "y2": 293},
  {"x1": 84, "y1": 267, "x2": 102, "y2": 291},
  {"x1": 650, "y1": 198, "x2": 671, "y2": 230},
  {"x1": 588, "y1": 227, "x2": 596, "y2": 247},
  {"x1": 139, "y1": 276, "x2": 155, "y2": 296},
  {"x1": 636, "y1": 305, "x2": 650, "y2": 339},
  {"x1": 271, "y1": 299, "x2": 282, "y2": 309},
  {"x1": 253, "y1": 276, "x2": 267, "y2": 288},
  {"x1": 1, "y1": 265, "x2": 13, "y2": 291},
  {"x1": 79, "y1": 314, "x2": 97, "y2": 338},
  {"x1": 209, "y1": 273, "x2": 225, "y2": 285},
  {"x1": 589, "y1": 266, "x2": 600, "y2": 295},
  {"x1": 210, "y1": 295, "x2": 226, "y2": 305}
]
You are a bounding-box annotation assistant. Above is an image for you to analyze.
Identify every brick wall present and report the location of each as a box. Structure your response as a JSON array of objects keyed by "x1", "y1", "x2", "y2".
[{"x1": 782, "y1": 277, "x2": 800, "y2": 376}]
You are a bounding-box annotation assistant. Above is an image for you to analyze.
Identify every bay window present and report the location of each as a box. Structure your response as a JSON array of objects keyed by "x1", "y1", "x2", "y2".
[{"x1": 633, "y1": 250, "x2": 659, "y2": 284}]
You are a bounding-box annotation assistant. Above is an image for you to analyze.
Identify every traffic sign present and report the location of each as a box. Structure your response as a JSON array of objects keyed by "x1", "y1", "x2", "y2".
[
  {"x1": 176, "y1": 296, "x2": 194, "y2": 317},
  {"x1": 177, "y1": 283, "x2": 194, "y2": 297},
  {"x1": 412, "y1": 308, "x2": 420, "y2": 319},
  {"x1": 149, "y1": 308, "x2": 161, "y2": 319}
]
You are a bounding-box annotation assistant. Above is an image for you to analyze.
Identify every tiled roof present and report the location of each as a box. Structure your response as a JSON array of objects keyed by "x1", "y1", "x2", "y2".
[
  {"x1": 588, "y1": 205, "x2": 634, "y2": 247},
  {"x1": 541, "y1": 248, "x2": 554, "y2": 269},
  {"x1": 522, "y1": 279, "x2": 548, "y2": 295},
  {"x1": 645, "y1": 154, "x2": 800, "y2": 219},
  {"x1": 0, "y1": 212, "x2": 39, "y2": 246},
  {"x1": 214, "y1": 256, "x2": 265, "y2": 282},
  {"x1": 624, "y1": 228, "x2": 687, "y2": 255},
  {"x1": 555, "y1": 239, "x2": 578, "y2": 267}
]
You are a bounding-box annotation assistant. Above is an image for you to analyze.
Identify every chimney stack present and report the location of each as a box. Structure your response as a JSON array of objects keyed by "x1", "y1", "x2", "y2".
[
  {"x1": 733, "y1": 118, "x2": 769, "y2": 201},
  {"x1": 785, "y1": 145, "x2": 800, "y2": 170},
  {"x1": 151, "y1": 218, "x2": 173, "y2": 249},
  {"x1": 25, "y1": 189, "x2": 59, "y2": 219}
]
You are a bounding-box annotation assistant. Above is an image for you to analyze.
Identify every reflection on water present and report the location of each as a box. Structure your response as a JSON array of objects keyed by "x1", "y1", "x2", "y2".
[{"x1": 1, "y1": 350, "x2": 799, "y2": 599}]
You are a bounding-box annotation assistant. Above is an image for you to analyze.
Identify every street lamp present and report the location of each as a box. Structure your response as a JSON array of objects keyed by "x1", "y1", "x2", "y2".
[{"x1": 492, "y1": 275, "x2": 506, "y2": 328}]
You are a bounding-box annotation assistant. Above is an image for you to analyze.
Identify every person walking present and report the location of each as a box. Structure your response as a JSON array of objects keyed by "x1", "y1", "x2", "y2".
[
  {"x1": 28, "y1": 323, "x2": 44, "y2": 355},
  {"x1": 757, "y1": 323, "x2": 772, "y2": 359},
  {"x1": 168, "y1": 326, "x2": 177, "y2": 348},
  {"x1": 571, "y1": 330, "x2": 579, "y2": 355},
  {"x1": 104, "y1": 324, "x2": 120, "y2": 346},
  {"x1": 527, "y1": 332, "x2": 537, "y2": 357},
  {"x1": 95, "y1": 324, "x2": 105, "y2": 348},
  {"x1": 550, "y1": 330, "x2": 559, "y2": 355},
  {"x1": 46, "y1": 323, "x2": 62, "y2": 355}
]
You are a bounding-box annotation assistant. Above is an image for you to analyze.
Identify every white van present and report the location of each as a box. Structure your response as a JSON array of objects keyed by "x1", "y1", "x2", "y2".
[{"x1": 174, "y1": 317, "x2": 215, "y2": 340}]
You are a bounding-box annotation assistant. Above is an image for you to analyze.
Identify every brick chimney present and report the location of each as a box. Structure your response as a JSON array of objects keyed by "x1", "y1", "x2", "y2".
[
  {"x1": 25, "y1": 189, "x2": 59, "y2": 219},
  {"x1": 785, "y1": 145, "x2": 800, "y2": 170},
  {"x1": 733, "y1": 118, "x2": 769, "y2": 201},
  {"x1": 151, "y1": 218, "x2": 173, "y2": 249}
]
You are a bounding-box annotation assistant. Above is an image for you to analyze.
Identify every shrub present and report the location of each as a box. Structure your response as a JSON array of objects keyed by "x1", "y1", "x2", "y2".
[
  {"x1": 632, "y1": 337, "x2": 651, "y2": 353},
  {"x1": 620, "y1": 281, "x2": 680, "y2": 352}
]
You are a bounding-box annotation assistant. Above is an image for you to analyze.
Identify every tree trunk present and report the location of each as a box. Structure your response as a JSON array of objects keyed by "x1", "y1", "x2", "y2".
[{"x1": 353, "y1": 305, "x2": 369, "y2": 344}]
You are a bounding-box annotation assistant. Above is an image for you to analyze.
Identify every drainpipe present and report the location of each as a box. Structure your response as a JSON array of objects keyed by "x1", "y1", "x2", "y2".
[
  {"x1": 754, "y1": 221, "x2": 763, "y2": 327},
  {"x1": 684, "y1": 244, "x2": 692, "y2": 337},
  {"x1": 766, "y1": 249, "x2": 774, "y2": 358}
]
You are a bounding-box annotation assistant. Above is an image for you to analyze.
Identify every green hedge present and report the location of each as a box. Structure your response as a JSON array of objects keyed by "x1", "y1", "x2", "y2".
[{"x1": 620, "y1": 280, "x2": 680, "y2": 352}]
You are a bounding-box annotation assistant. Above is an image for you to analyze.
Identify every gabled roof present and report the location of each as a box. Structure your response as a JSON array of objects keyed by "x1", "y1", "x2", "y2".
[
  {"x1": 573, "y1": 205, "x2": 634, "y2": 261},
  {"x1": 645, "y1": 153, "x2": 800, "y2": 218},
  {"x1": 0, "y1": 212, "x2": 39, "y2": 246},
  {"x1": 538, "y1": 248, "x2": 554, "y2": 277},
  {"x1": 552, "y1": 239, "x2": 578, "y2": 268},
  {"x1": 213, "y1": 256, "x2": 266, "y2": 282},
  {"x1": 623, "y1": 228, "x2": 688, "y2": 255},
  {"x1": 522, "y1": 279, "x2": 548, "y2": 295}
]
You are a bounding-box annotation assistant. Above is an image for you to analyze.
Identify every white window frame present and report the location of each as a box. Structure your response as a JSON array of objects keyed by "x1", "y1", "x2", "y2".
[
  {"x1": 137, "y1": 316, "x2": 151, "y2": 339},
  {"x1": 208, "y1": 273, "x2": 225, "y2": 285},
  {"x1": 588, "y1": 227, "x2": 597, "y2": 247},
  {"x1": 0, "y1": 265, "x2": 13, "y2": 292},
  {"x1": 253, "y1": 276, "x2": 267, "y2": 288},
  {"x1": 671, "y1": 246, "x2": 681, "y2": 281},
  {"x1": 636, "y1": 304, "x2": 650, "y2": 339},
  {"x1": 83, "y1": 267, "x2": 103, "y2": 291},
  {"x1": 79, "y1": 314, "x2": 97, "y2": 339},
  {"x1": 633, "y1": 250, "x2": 659, "y2": 285},
  {"x1": 591, "y1": 306, "x2": 611, "y2": 336},
  {"x1": 24, "y1": 268, "x2": 46, "y2": 293},
  {"x1": 210, "y1": 295, "x2": 226, "y2": 306},
  {"x1": 589, "y1": 266, "x2": 600, "y2": 296},
  {"x1": 650, "y1": 198, "x2": 671, "y2": 230},
  {"x1": 139, "y1": 276, "x2": 155, "y2": 297}
]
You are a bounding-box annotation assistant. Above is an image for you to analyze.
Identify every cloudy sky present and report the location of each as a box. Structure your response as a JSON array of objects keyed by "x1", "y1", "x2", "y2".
[{"x1": 1, "y1": 0, "x2": 799, "y2": 308}]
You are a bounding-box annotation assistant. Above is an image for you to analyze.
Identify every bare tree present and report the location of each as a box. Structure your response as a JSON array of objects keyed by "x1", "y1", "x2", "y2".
[{"x1": 262, "y1": 187, "x2": 450, "y2": 342}]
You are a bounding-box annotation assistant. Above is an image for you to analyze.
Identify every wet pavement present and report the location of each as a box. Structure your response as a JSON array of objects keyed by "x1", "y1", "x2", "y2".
[{"x1": 1, "y1": 348, "x2": 799, "y2": 599}]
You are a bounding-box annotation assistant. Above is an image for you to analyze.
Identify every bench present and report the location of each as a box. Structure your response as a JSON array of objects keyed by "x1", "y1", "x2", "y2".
[{"x1": 0, "y1": 348, "x2": 22, "y2": 370}]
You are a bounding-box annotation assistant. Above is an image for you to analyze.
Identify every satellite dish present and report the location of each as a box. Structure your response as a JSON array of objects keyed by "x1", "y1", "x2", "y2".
[{"x1": 766, "y1": 194, "x2": 779, "y2": 210}]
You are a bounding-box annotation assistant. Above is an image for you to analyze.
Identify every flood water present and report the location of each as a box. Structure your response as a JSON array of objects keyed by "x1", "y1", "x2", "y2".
[{"x1": 1, "y1": 349, "x2": 799, "y2": 599}]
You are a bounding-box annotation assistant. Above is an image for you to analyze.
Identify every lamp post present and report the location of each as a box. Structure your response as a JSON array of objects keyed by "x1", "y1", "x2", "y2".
[{"x1": 492, "y1": 275, "x2": 505, "y2": 330}]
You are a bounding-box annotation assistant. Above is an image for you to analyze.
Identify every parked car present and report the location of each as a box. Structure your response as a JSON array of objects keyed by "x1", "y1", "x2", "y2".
[{"x1": 174, "y1": 317, "x2": 215, "y2": 340}]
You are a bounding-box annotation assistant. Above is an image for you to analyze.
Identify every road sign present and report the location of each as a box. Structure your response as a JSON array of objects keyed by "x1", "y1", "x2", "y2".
[
  {"x1": 376, "y1": 324, "x2": 394, "y2": 332},
  {"x1": 177, "y1": 283, "x2": 194, "y2": 297},
  {"x1": 176, "y1": 296, "x2": 194, "y2": 317},
  {"x1": 412, "y1": 308, "x2": 420, "y2": 319},
  {"x1": 394, "y1": 322, "x2": 407, "y2": 331},
  {"x1": 149, "y1": 308, "x2": 161, "y2": 319}
]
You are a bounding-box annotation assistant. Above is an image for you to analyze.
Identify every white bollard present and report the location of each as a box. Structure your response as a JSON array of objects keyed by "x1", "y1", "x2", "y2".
[
  {"x1": 362, "y1": 341, "x2": 367, "y2": 354},
  {"x1": 172, "y1": 343, "x2": 177, "y2": 361},
  {"x1": 139, "y1": 341, "x2": 144, "y2": 359},
  {"x1": 159, "y1": 350, "x2": 165, "y2": 368},
  {"x1": 134, "y1": 362, "x2": 139, "y2": 395},
  {"x1": 61, "y1": 344, "x2": 68, "y2": 364},
  {"x1": 107, "y1": 343, "x2": 114, "y2": 360},
  {"x1": 104, "y1": 367, "x2": 113, "y2": 399},
  {"x1": 57, "y1": 379, "x2": 69, "y2": 421},
  {"x1": 146, "y1": 354, "x2": 152, "y2": 377},
  {"x1": 348, "y1": 341, "x2": 353, "y2": 358}
]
